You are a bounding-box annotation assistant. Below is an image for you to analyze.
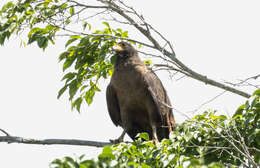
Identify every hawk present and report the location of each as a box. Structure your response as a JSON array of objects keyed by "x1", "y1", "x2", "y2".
[{"x1": 106, "y1": 42, "x2": 175, "y2": 143}]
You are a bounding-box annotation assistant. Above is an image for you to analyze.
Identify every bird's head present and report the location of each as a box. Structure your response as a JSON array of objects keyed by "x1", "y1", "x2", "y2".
[{"x1": 113, "y1": 42, "x2": 136, "y2": 57}]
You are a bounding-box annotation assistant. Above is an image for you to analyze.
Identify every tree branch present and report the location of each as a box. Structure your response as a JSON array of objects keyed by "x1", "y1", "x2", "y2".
[
  {"x1": 98, "y1": 0, "x2": 251, "y2": 99},
  {"x1": 0, "y1": 136, "x2": 112, "y2": 147},
  {"x1": 186, "y1": 91, "x2": 227, "y2": 114},
  {"x1": 0, "y1": 129, "x2": 10, "y2": 136},
  {"x1": 49, "y1": 0, "x2": 251, "y2": 99},
  {"x1": 224, "y1": 74, "x2": 260, "y2": 89}
]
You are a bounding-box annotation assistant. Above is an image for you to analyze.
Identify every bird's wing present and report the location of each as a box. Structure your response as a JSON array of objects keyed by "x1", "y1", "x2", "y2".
[
  {"x1": 106, "y1": 83, "x2": 122, "y2": 127},
  {"x1": 144, "y1": 70, "x2": 175, "y2": 129},
  {"x1": 144, "y1": 70, "x2": 169, "y2": 106}
]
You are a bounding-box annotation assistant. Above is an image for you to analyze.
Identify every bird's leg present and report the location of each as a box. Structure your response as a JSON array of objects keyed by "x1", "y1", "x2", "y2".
[
  {"x1": 110, "y1": 129, "x2": 126, "y2": 144},
  {"x1": 151, "y1": 125, "x2": 159, "y2": 145},
  {"x1": 110, "y1": 109, "x2": 129, "y2": 144}
]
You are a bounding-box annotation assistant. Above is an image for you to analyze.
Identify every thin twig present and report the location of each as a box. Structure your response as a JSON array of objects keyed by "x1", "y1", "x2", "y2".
[
  {"x1": 222, "y1": 149, "x2": 249, "y2": 168},
  {"x1": 186, "y1": 91, "x2": 227, "y2": 114},
  {"x1": 153, "y1": 64, "x2": 190, "y2": 77},
  {"x1": 54, "y1": 24, "x2": 155, "y2": 49},
  {"x1": 231, "y1": 120, "x2": 256, "y2": 167},
  {"x1": 224, "y1": 74, "x2": 260, "y2": 89},
  {"x1": 0, "y1": 129, "x2": 10, "y2": 136},
  {"x1": 207, "y1": 123, "x2": 258, "y2": 168}
]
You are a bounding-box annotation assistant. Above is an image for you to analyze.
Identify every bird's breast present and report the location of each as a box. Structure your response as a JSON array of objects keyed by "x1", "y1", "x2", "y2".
[{"x1": 111, "y1": 64, "x2": 149, "y2": 96}]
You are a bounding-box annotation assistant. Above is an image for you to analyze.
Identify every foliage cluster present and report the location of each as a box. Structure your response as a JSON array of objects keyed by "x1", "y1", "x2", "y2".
[
  {"x1": 56, "y1": 25, "x2": 127, "y2": 111},
  {"x1": 50, "y1": 89, "x2": 260, "y2": 168},
  {"x1": 1, "y1": 1, "x2": 259, "y2": 167},
  {"x1": 0, "y1": 0, "x2": 134, "y2": 112}
]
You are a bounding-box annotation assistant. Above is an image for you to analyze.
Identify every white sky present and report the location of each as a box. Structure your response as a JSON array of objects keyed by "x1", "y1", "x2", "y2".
[{"x1": 0, "y1": 0, "x2": 259, "y2": 167}]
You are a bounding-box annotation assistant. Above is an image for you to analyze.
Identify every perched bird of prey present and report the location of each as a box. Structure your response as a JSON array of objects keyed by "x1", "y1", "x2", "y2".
[{"x1": 106, "y1": 42, "x2": 175, "y2": 143}]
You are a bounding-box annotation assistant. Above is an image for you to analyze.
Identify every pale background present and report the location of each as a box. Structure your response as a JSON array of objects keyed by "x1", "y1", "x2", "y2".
[{"x1": 0, "y1": 0, "x2": 259, "y2": 167}]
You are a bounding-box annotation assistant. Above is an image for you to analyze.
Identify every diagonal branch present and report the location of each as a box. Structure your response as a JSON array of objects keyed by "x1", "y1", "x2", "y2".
[
  {"x1": 0, "y1": 136, "x2": 112, "y2": 147},
  {"x1": 0, "y1": 129, "x2": 10, "y2": 136},
  {"x1": 98, "y1": 0, "x2": 251, "y2": 99}
]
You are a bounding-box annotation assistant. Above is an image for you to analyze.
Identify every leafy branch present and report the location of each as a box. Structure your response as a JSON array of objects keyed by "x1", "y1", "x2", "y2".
[
  {"x1": 97, "y1": 0, "x2": 251, "y2": 98},
  {"x1": 0, "y1": 89, "x2": 259, "y2": 168},
  {"x1": 48, "y1": 90, "x2": 259, "y2": 168},
  {"x1": 0, "y1": 0, "x2": 252, "y2": 113}
]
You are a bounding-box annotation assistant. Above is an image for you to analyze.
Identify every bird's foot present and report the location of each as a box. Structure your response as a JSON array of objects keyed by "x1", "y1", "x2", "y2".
[
  {"x1": 152, "y1": 138, "x2": 159, "y2": 146},
  {"x1": 110, "y1": 129, "x2": 126, "y2": 144},
  {"x1": 109, "y1": 137, "x2": 123, "y2": 144}
]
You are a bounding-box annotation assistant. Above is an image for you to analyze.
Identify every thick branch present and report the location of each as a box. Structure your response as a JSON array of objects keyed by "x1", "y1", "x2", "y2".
[
  {"x1": 99, "y1": 0, "x2": 251, "y2": 98},
  {"x1": 0, "y1": 136, "x2": 112, "y2": 147},
  {"x1": 167, "y1": 56, "x2": 251, "y2": 98}
]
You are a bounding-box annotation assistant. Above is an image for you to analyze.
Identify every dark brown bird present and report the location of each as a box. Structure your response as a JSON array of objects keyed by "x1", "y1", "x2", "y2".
[{"x1": 106, "y1": 42, "x2": 175, "y2": 143}]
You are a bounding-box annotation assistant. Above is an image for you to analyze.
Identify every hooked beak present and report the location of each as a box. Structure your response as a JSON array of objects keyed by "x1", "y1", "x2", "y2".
[{"x1": 113, "y1": 43, "x2": 124, "y2": 52}]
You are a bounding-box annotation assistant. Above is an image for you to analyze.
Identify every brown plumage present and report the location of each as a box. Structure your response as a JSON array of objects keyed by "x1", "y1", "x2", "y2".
[{"x1": 106, "y1": 42, "x2": 175, "y2": 143}]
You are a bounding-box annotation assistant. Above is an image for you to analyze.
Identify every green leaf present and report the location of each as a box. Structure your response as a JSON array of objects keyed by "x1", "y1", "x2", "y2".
[
  {"x1": 0, "y1": 24, "x2": 10, "y2": 32},
  {"x1": 79, "y1": 154, "x2": 85, "y2": 161},
  {"x1": 136, "y1": 132, "x2": 149, "y2": 141},
  {"x1": 2, "y1": 1, "x2": 14, "y2": 11},
  {"x1": 51, "y1": 159, "x2": 62, "y2": 165},
  {"x1": 72, "y1": 97, "x2": 82, "y2": 113},
  {"x1": 85, "y1": 89, "x2": 95, "y2": 105},
  {"x1": 28, "y1": 31, "x2": 43, "y2": 44},
  {"x1": 64, "y1": 156, "x2": 75, "y2": 164},
  {"x1": 90, "y1": 81, "x2": 101, "y2": 92},
  {"x1": 253, "y1": 89, "x2": 260, "y2": 96},
  {"x1": 94, "y1": 85, "x2": 101, "y2": 92},
  {"x1": 83, "y1": 22, "x2": 91, "y2": 30},
  {"x1": 70, "y1": 35, "x2": 82, "y2": 39},
  {"x1": 234, "y1": 104, "x2": 245, "y2": 116},
  {"x1": 69, "y1": 80, "x2": 79, "y2": 101},
  {"x1": 110, "y1": 55, "x2": 116, "y2": 65},
  {"x1": 0, "y1": 31, "x2": 11, "y2": 45},
  {"x1": 37, "y1": 37, "x2": 48, "y2": 49},
  {"x1": 141, "y1": 163, "x2": 151, "y2": 168},
  {"x1": 57, "y1": 85, "x2": 68, "y2": 99},
  {"x1": 254, "y1": 152, "x2": 260, "y2": 165},
  {"x1": 79, "y1": 36, "x2": 90, "y2": 46},
  {"x1": 98, "y1": 146, "x2": 115, "y2": 160},
  {"x1": 210, "y1": 114, "x2": 227, "y2": 121},
  {"x1": 45, "y1": 25, "x2": 54, "y2": 32},
  {"x1": 103, "y1": 146, "x2": 112, "y2": 154},
  {"x1": 0, "y1": 33, "x2": 6, "y2": 45},
  {"x1": 80, "y1": 160, "x2": 96, "y2": 166},
  {"x1": 58, "y1": 52, "x2": 69, "y2": 62},
  {"x1": 69, "y1": 6, "x2": 75, "y2": 16},
  {"x1": 116, "y1": 28, "x2": 122, "y2": 33},
  {"x1": 121, "y1": 31, "x2": 128, "y2": 38},
  {"x1": 28, "y1": 27, "x2": 42, "y2": 37},
  {"x1": 65, "y1": 38, "x2": 78, "y2": 48},
  {"x1": 102, "y1": 21, "x2": 110, "y2": 28},
  {"x1": 217, "y1": 115, "x2": 227, "y2": 120},
  {"x1": 62, "y1": 72, "x2": 76, "y2": 83},
  {"x1": 128, "y1": 162, "x2": 139, "y2": 167},
  {"x1": 60, "y1": 3, "x2": 68, "y2": 9},
  {"x1": 80, "y1": 85, "x2": 88, "y2": 93},
  {"x1": 250, "y1": 96, "x2": 259, "y2": 107},
  {"x1": 63, "y1": 55, "x2": 76, "y2": 71},
  {"x1": 65, "y1": 19, "x2": 71, "y2": 25},
  {"x1": 25, "y1": 10, "x2": 34, "y2": 15}
]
